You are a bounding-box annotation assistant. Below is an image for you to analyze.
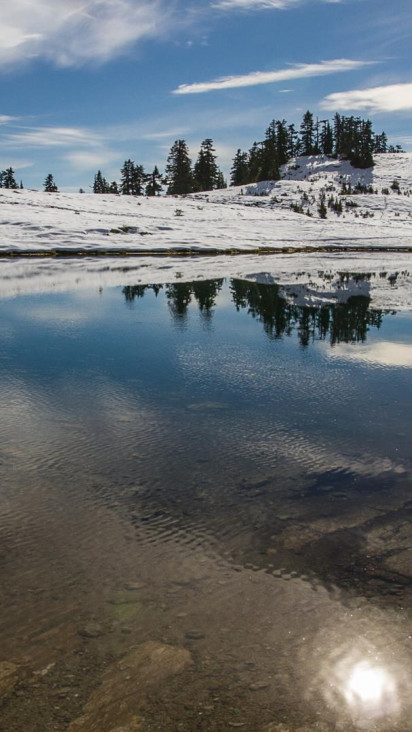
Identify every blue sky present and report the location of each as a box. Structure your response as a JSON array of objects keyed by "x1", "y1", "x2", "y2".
[{"x1": 0, "y1": 0, "x2": 411, "y2": 190}]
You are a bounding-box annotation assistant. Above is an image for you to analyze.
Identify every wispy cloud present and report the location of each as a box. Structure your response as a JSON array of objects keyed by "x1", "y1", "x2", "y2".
[
  {"x1": 0, "y1": 115, "x2": 18, "y2": 124},
  {"x1": 213, "y1": 0, "x2": 341, "y2": 9},
  {"x1": 0, "y1": 0, "x2": 173, "y2": 67},
  {"x1": 2, "y1": 126, "x2": 103, "y2": 148},
  {"x1": 173, "y1": 59, "x2": 374, "y2": 95},
  {"x1": 63, "y1": 151, "x2": 120, "y2": 170},
  {"x1": 213, "y1": 0, "x2": 301, "y2": 8},
  {"x1": 321, "y1": 83, "x2": 412, "y2": 112}
]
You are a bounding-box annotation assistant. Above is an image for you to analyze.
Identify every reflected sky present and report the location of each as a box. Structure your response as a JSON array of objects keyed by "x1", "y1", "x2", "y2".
[{"x1": 0, "y1": 276, "x2": 411, "y2": 731}]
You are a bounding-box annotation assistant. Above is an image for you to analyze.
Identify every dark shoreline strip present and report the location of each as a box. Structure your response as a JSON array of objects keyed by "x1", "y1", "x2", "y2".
[{"x1": 1, "y1": 245, "x2": 412, "y2": 259}]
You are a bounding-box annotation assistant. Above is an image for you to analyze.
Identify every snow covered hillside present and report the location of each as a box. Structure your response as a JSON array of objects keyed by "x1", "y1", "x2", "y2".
[{"x1": 1, "y1": 154, "x2": 412, "y2": 253}]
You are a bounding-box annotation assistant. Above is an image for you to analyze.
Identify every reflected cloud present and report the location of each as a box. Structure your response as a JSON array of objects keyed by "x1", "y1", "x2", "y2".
[{"x1": 328, "y1": 341, "x2": 412, "y2": 368}]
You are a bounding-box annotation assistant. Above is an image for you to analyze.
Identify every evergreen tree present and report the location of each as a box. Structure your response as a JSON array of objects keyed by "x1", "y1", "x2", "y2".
[
  {"x1": 93, "y1": 170, "x2": 109, "y2": 193},
  {"x1": 2, "y1": 167, "x2": 17, "y2": 189},
  {"x1": 374, "y1": 132, "x2": 388, "y2": 154},
  {"x1": 248, "y1": 141, "x2": 263, "y2": 182},
  {"x1": 194, "y1": 138, "x2": 218, "y2": 191},
  {"x1": 259, "y1": 122, "x2": 279, "y2": 181},
  {"x1": 120, "y1": 159, "x2": 135, "y2": 195},
  {"x1": 145, "y1": 166, "x2": 163, "y2": 196},
  {"x1": 230, "y1": 149, "x2": 249, "y2": 186},
  {"x1": 276, "y1": 120, "x2": 289, "y2": 166},
  {"x1": 287, "y1": 124, "x2": 300, "y2": 157},
  {"x1": 300, "y1": 111, "x2": 316, "y2": 156},
  {"x1": 131, "y1": 164, "x2": 145, "y2": 196},
  {"x1": 215, "y1": 170, "x2": 227, "y2": 189},
  {"x1": 165, "y1": 140, "x2": 194, "y2": 195},
  {"x1": 44, "y1": 173, "x2": 58, "y2": 192},
  {"x1": 109, "y1": 181, "x2": 119, "y2": 194},
  {"x1": 20, "y1": 180, "x2": 24, "y2": 189},
  {"x1": 319, "y1": 121, "x2": 334, "y2": 155},
  {"x1": 351, "y1": 119, "x2": 374, "y2": 168}
]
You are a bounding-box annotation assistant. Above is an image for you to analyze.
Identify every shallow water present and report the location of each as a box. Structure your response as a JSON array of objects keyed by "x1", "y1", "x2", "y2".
[{"x1": 0, "y1": 272, "x2": 411, "y2": 731}]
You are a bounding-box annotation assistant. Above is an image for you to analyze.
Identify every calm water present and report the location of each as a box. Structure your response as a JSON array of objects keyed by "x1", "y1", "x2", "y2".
[{"x1": 0, "y1": 275, "x2": 411, "y2": 731}]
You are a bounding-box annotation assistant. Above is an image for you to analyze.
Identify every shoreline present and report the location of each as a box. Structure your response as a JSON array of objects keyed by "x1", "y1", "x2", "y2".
[{"x1": 1, "y1": 244, "x2": 412, "y2": 258}]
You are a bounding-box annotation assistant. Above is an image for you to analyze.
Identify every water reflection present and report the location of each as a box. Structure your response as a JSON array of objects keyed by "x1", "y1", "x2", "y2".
[
  {"x1": 318, "y1": 643, "x2": 401, "y2": 728},
  {"x1": 0, "y1": 274, "x2": 410, "y2": 731},
  {"x1": 123, "y1": 278, "x2": 386, "y2": 345}
]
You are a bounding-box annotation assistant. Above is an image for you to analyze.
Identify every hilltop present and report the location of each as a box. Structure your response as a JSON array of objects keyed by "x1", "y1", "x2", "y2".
[{"x1": 0, "y1": 154, "x2": 411, "y2": 254}]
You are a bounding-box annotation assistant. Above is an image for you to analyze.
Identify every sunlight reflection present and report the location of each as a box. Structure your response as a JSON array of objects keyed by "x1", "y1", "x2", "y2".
[
  {"x1": 321, "y1": 647, "x2": 401, "y2": 728},
  {"x1": 344, "y1": 660, "x2": 398, "y2": 720}
]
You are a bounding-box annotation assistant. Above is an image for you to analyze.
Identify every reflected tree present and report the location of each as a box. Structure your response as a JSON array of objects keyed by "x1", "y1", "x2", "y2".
[
  {"x1": 122, "y1": 277, "x2": 386, "y2": 344},
  {"x1": 230, "y1": 279, "x2": 384, "y2": 345}
]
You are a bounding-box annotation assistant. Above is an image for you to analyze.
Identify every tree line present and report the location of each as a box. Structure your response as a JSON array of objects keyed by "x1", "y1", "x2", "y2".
[
  {"x1": 0, "y1": 110, "x2": 402, "y2": 196},
  {"x1": 230, "y1": 111, "x2": 399, "y2": 186}
]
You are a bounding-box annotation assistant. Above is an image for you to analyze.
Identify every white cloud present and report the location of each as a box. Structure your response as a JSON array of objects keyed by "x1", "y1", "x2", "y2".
[
  {"x1": 0, "y1": 0, "x2": 172, "y2": 67},
  {"x1": 64, "y1": 151, "x2": 119, "y2": 170},
  {"x1": 321, "y1": 83, "x2": 412, "y2": 113},
  {"x1": 3, "y1": 126, "x2": 103, "y2": 148},
  {"x1": 173, "y1": 59, "x2": 374, "y2": 95}
]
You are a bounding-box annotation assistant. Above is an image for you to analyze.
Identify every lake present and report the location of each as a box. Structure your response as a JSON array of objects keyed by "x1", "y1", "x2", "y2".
[{"x1": 0, "y1": 262, "x2": 411, "y2": 731}]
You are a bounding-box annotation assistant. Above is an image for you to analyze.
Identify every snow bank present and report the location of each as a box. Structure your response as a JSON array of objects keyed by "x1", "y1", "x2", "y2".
[{"x1": 0, "y1": 154, "x2": 411, "y2": 254}]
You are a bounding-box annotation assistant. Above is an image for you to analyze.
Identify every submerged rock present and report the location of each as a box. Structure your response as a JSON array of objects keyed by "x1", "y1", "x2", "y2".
[
  {"x1": 78, "y1": 623, "x2": 104, "y2": 639},
  {"x1": 69, "y1": 641, "x2": 193, "y2": 731},
  {"x1": 0, "y1": 661, "x2": 18, "y2": 698},
  {"x1": 385, "y1": 549, "x2": 412, "y2": 578}
]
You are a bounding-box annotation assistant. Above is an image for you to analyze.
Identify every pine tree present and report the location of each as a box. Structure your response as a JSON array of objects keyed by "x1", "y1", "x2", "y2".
[
  {"x1": 276, "y1": 120, "x2": 289, "y2": 166},
  {"x1": 93, "y1": 170, "x2": 109, "y2": 193},
  {"x1": 44, "y1": 173, "x2": 58, "y2": 192},
  {"x1": 120, "y1": 160, "x2": 135, "y2": 195},
  {"x1": 259, "y1": 121, "x2": 280, "y2": 181},
  {"x1": 287, "y1": 124, "x2": 300, "y2": 157},
  {"x1": 20, "y1": 180, "x2": 24, "y2": 189},
  {"x1": 215, "y1": 170, "x2": 227, "y2": 189},
  {"x1": 145, "y1": 166, "x2": 163, "y2": 196},
  {"x1": 109, "y1": 181, "x2": 119, "y2": 194},
  {"x1": 248, "y1": 141, "x2": 262, "y2": 182},
  {"x1": 300, "y1": 111, "x2": 316, "y2": 156},
  {"x1": 374, "y1": 132, "x2": 388, "y2": 154},
  {"x1": 131, "y1": 164, "x2": 145, "y2": 196},
  {"x1": 319, "y1": 121, "x2": 334, "y2": 156},
  {"x1": 3, "y1": 167, "x2": 17, "y2": 189},
  {"x1": 165, "y1": 140, "x2": 194, "y2": 195},
  {"x1": 194, "y1": 139, "x2": 218, "y2": 191},
  {"x1": 230, "y1": 149, "x2": 249, "y2": 186}
]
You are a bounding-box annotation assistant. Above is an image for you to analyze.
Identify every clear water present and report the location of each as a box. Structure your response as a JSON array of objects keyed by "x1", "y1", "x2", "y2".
[{"x1": 0, "y1": 276, "x2": 411, "y2": 731}]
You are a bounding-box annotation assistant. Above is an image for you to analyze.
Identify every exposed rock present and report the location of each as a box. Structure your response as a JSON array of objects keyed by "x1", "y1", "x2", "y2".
[
  {"x1": 0, "y1": 661, "x2": 18, "y2": 698},
  {"x1": 69, "y1": 641, "x2": 193, "y2": 731}
]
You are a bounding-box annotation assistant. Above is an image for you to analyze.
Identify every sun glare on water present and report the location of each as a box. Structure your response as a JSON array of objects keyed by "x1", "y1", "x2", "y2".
[{"x1": 344, "y1": 660, "x2": 398, "y2": 718}]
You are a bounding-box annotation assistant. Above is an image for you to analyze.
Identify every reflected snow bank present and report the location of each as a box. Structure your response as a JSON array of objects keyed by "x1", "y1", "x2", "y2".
[{"x1": 1, "y1": 252, "x2": 411, "y2": 311}]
